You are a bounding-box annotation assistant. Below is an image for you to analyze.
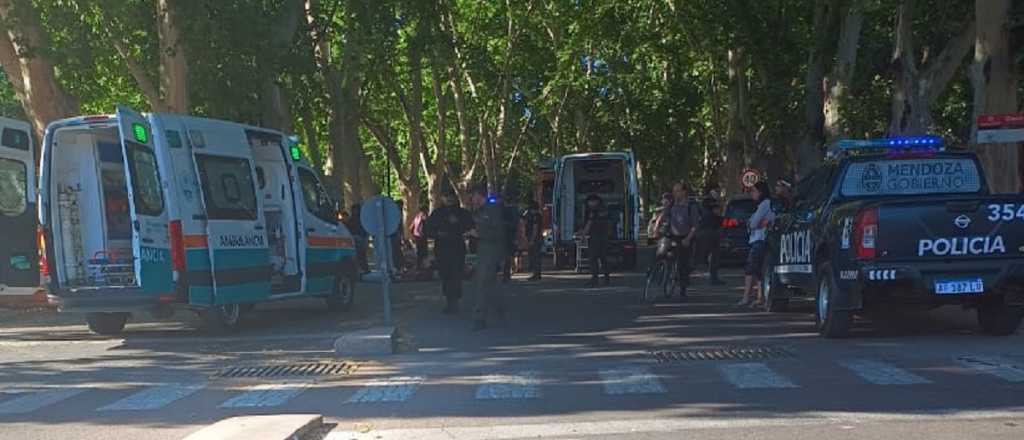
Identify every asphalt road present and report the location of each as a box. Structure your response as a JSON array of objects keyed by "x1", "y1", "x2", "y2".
[{"x1": 1, "y1": 267, "x2": 1022, "y2": 440}]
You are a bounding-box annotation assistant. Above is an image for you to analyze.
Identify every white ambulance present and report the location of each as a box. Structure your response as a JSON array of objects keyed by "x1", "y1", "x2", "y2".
[
  {"x1": 0, "y1": 117, "x2": 39, "y2": 301},
  {"x1": 38, "y1": 106, "x2": 358, "y2": 334}
]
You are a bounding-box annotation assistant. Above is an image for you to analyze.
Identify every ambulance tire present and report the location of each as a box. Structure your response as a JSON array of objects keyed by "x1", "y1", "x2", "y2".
[
  {"x1": 977, "y1": 301, "x2": 1023, "y2": 336},
  {"x1": 327, "y1": 274, "x2": 356, "y2": 312},
  {"x1": 201, "y1": 303, "x2": 243, "y2": 333},
  {"x1": 86, "y1": 312, "x2": 128, "y2": 335}
]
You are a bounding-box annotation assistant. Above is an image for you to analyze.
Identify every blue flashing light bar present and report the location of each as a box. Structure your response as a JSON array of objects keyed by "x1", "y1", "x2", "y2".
[
  {"x1": 828, "y1": 135, "x2": 944, "y2": 158},
  {"x1": 486, "y1": 194, "x2": 499, "y2": 205}
]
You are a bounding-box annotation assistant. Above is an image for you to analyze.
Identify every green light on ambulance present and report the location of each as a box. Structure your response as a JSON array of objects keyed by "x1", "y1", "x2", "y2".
[
  {"x1": 132, "y1": 123, "x2": 148, "y2": 143},
  {"x1": 290, "y1": 145, "x2": 302, "y2": 161}
]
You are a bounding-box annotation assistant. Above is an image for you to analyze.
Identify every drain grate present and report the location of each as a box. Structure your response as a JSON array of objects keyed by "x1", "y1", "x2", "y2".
[
  {"x1": 214, "y1": 361, "x2": 358, "y2": 379},
  {"x1": 650, "y1": 346, "x2": 795, "y2": 363}
]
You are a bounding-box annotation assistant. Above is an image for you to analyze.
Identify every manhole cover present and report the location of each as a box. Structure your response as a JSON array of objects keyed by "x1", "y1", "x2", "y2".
[
  {"x1": 650, "y1": 346, "x2": 794, "y2": 363},
  {"x1": 214, "y1": 361, "x2": 358, "y2": 379}
]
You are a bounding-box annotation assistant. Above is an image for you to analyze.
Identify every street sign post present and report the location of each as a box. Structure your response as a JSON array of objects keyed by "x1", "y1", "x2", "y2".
[{"x1": 360, "y1": 196, "x2": 401, "y2": 325}]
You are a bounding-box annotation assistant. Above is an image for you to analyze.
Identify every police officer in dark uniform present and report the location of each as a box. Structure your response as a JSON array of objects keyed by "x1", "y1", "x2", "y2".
[
  {"x1": 468, "y1": 185, "x2": 507, "y2": 331},
  {"x1": 500, "y1": 190, "x2": 520, "y2": 283},
  {"x1": 581, "y1": 194, "x2": 611, "y2": 287},
  {"x1": 523, "y1": 200, "x2": 543, "y2": 281},
  {"x1": 696, "y1": 186, "x2": 725, "y2": 285},
  {"x1": 424, "y1": 191, "x2": 475, "y2": 314}
]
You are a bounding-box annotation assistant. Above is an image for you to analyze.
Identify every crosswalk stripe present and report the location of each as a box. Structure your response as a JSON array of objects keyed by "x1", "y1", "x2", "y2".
[
  {"x1": 346, "y1": 377, "x2": 423, "y2": 403},
  {"x1": 839, "y1": 360, "x2": 931, "y2": 385},
  {"x1": 957, "y1": 356, "x2": 1024, "y2": 382},
  {"x1": 218, "y1": 383, "x2": 310, "y2": 408},
  {"x1": 719, "y1": 363, "x2": 798, "y2": 389},
  {"x1": 98, "y1": 382, "x2": 206, "y2": 411},
  {"x1": 475, "y1": 371, "x2": 540, "y2": 400},
  {"x1": 599, "y1": 366, "x2": 666, "y2": 395},
  {"x1": 0, "y1": 389, "x2": 85, "y2": 415}
]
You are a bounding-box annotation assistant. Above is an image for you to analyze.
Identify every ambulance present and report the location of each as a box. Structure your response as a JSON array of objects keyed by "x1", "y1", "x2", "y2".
[
  {"x1": 38, "y1": 106, "x2": 358, "y2": 334},
  {"x1": 0, "y1": 117, "x2": 39, "y2": 302}
]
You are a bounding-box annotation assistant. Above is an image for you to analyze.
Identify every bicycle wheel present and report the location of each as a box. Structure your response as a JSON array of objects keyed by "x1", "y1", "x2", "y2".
[
  {"x1": 662, "y1": 262, "x2": 676, "y2": 299},
  {"x1": 641, "y1": 264, "x2": 662, "y2": 304}
]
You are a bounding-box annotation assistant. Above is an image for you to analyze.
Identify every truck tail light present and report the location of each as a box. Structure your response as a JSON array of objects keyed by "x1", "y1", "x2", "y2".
[
  {"x1": 37, "y1": 226, "x2": 50, "y2": 279},
  {"x1": 168, "y1": 220, "x2": 186, "y2": 272},
  {"x1": 721, "y1": 218, "x2": 741, "y2": 229},
  {"x1": 854, "y1": 207, "x2": 878, "y2": 260}
]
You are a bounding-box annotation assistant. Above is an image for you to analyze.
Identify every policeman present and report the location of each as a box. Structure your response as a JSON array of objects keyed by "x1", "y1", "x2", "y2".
[
  {"x1": 468, "y1": 185, "x2": 507, "y2": 331},
  {"x1": 523, "y1": 200, "x2": 543, "y2": 281},
  {"x1": 423, "y1": 191, "x2": 475, "y2": 314},
  {"x1": 581, "y1": 194, "x2": 611, "y2": 287}
]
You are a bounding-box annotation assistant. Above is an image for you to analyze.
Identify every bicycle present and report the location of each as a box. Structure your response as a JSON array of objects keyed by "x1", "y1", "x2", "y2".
[{"x1": 641, "y1": 238, "x2": 678, "y2": 304}]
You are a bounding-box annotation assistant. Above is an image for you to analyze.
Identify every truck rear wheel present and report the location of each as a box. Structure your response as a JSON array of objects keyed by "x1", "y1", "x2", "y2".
[
  {"x1": 326, "y1": 274, "x2": 356, "y2": 312},
  {"x1": 85, "y1": 312, "x2": 128, "y2": 335},
  {"x1": 815, "y1": 264, "x2": 850, "y2": 338},
  {"x1": 201, "y1": 303, "x2": 243, "y2": 333},
  {"x1": 977, "y1": 301, "x2": 1023, "y2": 336}
]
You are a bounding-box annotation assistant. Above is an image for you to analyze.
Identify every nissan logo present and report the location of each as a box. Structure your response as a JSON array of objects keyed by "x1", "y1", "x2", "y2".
[{"x1": 954, "y1": 215, "x2": 971, "y2": 230}]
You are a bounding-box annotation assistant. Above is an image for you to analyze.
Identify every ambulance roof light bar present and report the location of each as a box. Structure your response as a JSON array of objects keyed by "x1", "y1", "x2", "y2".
[{"x1": 827, "y1": 135, "x2": 944, "y2": 158}]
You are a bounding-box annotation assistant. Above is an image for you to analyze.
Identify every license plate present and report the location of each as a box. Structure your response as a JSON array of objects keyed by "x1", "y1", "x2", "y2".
[{"x1": 934, "y1": 278, "x2": 984, "y2": 295}]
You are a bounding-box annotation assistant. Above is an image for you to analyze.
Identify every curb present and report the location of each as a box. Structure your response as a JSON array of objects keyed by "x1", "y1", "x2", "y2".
[{"x1": 182, "y1": 414, "x2": 323, "y2": 440}]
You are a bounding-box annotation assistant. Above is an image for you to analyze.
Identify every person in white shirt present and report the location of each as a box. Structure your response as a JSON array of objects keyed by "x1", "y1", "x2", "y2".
[{"x1": 739, "y1": 181, "x2": 774, "y2": 307}]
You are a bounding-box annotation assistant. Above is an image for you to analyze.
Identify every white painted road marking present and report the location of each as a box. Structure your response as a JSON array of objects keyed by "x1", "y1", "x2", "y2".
[
  {"x1": 719, "y1": 363, "x2": 798, "y2": 389},
  {"x1": 98, "y1": 382, "x2": 206, "y2": 411},
  {"x1": 599, "y1": 366, "x2": 666, "y2": 395},
  {"x1": 958, "y1": 356, "x2": 1024, "y2": 382},
  {"x1": 475, "y1": 371, "x2": 540, "y2": 400},
  {"x1": 218, "y1": 383, "x2": 310, "y2": 408},
  {"x1": 0, "y1": 389, "x2": 85, "y2": 415},
  {"x1": 346, "y1": 377, "x2": 423, "y2": 403},
  {"x1": 839, "y1": 360, "x2": 932, "y2": 385},
  {"x1": 324, "y1": 409, "x2": 1024, "y2": 440}
]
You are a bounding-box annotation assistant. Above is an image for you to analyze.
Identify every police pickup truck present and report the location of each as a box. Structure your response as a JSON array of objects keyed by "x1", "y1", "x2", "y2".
[{"x1": 763, "y1": 136, "x2": 1024, "y2": 338}]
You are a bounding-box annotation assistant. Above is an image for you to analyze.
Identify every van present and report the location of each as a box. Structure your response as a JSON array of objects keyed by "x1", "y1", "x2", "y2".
[
  {"x1": 39, "y1": 106, "x2": 358, "y2": 334},
  {"x1": 551, "y1": 151, "x2": 640, "y2": 269},
  {"x1": 0, "y1": 117, "x2": 39, "y2": 300}
]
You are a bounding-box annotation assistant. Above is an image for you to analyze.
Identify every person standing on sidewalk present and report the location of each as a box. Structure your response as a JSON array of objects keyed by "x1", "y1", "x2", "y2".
[
  {"x1": 424, "y1": 192, "x2": 475, "y2": 314},
  {"x1": 695, "y1": 186, "x2": 725, "y2": 285},
  {"x1": 657, "y1": 182, "x2": 699, "y2": 299},
  {"x1": 523, "y1": 200, "x2": 544, "y2": 281},
  {"x1": 739, "y1": 181, "x2": 774, "y2": 307},
  {"x1": 580, "y1": 194, "x2": 611, "y2": 287},
  {"x1": 500, "y1": 192, "x2": 520, "y2": 283},
  {"x1": 468, "y1": 185, "x2": 507, "y2": 331},
  {"x1": 410, "y1": 205, "x2": 429, "y2": 271}
]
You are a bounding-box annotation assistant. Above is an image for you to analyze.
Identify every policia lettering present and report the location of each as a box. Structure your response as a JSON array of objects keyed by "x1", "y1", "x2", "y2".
[
  {"x1": 780, "y1": 230, "x2": 812, "y2": 264},
  {"x1": 918, "y1": 236, "x2": 1005, "y2": 257}
]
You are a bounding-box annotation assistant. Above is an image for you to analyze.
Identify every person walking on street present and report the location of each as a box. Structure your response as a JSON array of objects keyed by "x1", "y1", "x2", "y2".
[
  {"x1": 739, "y1": 181, "x2": 775, "y2": 307},
  {"x1": 468, "y1": 185, "x2": 507, "y2": 331},
  {"x1": 500, "y1": 194, "x2": 520, "y2": 283},
  {"x1": 523, "y1": 200, "x2": 544, "y2": 281},
  {"x1": 424, "y1": 192, "x2": 475, "y2": 314},
  {"x1": 696, "y1": 186, "x2": 725, "y2": 285},
  {"x1": 657, "y1": 182, "x2": 700, "y2": 299},
  {"x1": 346, "y1": 203, "x2": 370, "y2": 274},
  {"x1": 580, "y1": 194, "x2": 611, "y2": 287},
  {"x1": 411, "y1": 206, "x2": 429, "y2": 271}
]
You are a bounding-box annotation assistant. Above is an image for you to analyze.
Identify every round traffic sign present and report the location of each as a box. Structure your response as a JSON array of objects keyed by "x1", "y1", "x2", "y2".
[
  {"x1": 360, "y1": 196, "x2": 401, "y2": 237},
  {"x1": 741, "y1": 169, "x2": 760, "y2": 188}
]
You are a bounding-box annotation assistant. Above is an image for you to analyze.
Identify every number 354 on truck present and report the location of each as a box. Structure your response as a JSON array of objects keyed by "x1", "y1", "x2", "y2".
[{"x1": 762, "y1": 136, "x2": 1024, "y2": 338}]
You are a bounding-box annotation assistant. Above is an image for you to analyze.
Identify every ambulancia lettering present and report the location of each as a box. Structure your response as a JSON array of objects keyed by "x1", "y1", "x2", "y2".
[
  {"x1": 218, "y1": 233, "x2": 266, "y2": 248},
  {"x1": 918, "y1": 236, "x2": 1006, "y2": 257}
]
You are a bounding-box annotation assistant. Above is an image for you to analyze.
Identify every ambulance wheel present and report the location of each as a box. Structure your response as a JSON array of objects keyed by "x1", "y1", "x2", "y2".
[
  {"x1": 202, "y1": 303, "x2": 242, "y2": 333},
  {"x1": 86, "y1": 312, "x2": 128, "y2": 335},
  {"x1": 977, "y1": 300, "x2": 1023, "y2": 336},
  {"x1": 326, "y1": 275, "x2": 356, "y2": 312},
  {"x1": 815, "y1": 264, "x2": 850, "y2": 338}
]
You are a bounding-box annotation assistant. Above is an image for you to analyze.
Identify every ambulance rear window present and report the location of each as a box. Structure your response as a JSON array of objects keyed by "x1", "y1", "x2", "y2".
[
  {"x1": 0, "y1": 158, "x2": 27, "y2": 217},
  {"x1": 196, "y1": 154, "x2": 257, "y2": 220}
]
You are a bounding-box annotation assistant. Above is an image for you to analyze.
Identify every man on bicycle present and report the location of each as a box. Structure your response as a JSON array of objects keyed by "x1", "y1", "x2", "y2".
[{"x1": 656, "y1": 182, "x2": 700, "y2": 299}]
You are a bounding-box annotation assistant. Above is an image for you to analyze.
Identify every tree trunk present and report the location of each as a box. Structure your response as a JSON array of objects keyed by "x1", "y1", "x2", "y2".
[
  {"x1": 298, "y1": 104, "x2": 323, "y2": 172},
  {"x1": 823, "y1": 0, "x2": 863, "y2": 143},
  {"x1": 795, "y1": 0, "x2": 838, "y2": 177},
  {"x1": 723, "y1": 48, "x2": 751, "y2": 196},
  {"x1": 259, "y1": 0, "x2": 303, "y2": 132},
  {"x1": 0, "y1": 0, "x2": 79, "y2": 140},
  {"x1": 157, "y1": 0, "x2": 188, "y2": 113},
  {"x1": 972, "y1": 0, "x2": 1019, "y2": 193},
  {"x1": 260, "y1": 81, "x2": 293, "y2": 133}
]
